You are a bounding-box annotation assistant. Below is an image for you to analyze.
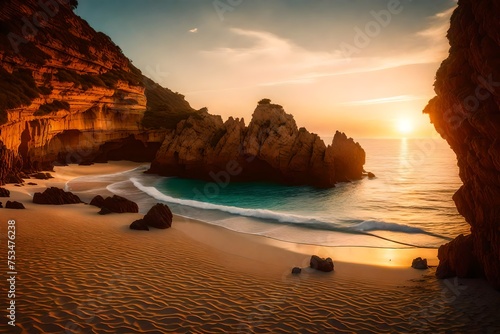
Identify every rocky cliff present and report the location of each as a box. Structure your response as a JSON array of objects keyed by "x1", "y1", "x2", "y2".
[
  {"x1": 0, "y1": 0, "x2": 194, "y2": 183},
  {"x1": 149, "y1": 100, "x2": 365, "y2": 187},
  {"x1": 0, "y1": 0, "x2": 366, "y2": 189},
  {"x1": 424, "y1": 0, "x2": 500, "y2": 288}
]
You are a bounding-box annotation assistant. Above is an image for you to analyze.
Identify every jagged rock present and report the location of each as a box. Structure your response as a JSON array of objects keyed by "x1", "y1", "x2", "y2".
[
  {"x1": 424, "y1": 0, "x2": 500, "y2": 288},
  {"x1": 0, "y1": 187, "x2": 10, "y2": 197},
  {"x1": 32, "y1": 172, "x2": 54, "y2": 180},
  {"x1": 436, "y1": 234, "x2": 482, "y2": 279},
  {"x1": 89, "y1": 195, "x2": 105, "y2": 208},
  {"x1": 143, "y1": 203, "x2": 173, "y2": 229},
  {"x1": 310, "y1": 255, "x2": 334, "y2": 272},
  {"x1": 33, "y1": 187, "x2": 82, "y2": 205},
  {"x1": 130, "y1": 219, "x2": 150, "y2": 231},
  {"x1": 411, "y1": 257, "x2": 429, "y2": 270},
  {"x1": 291, "y1": 267, "x2": 302, "y2": 274},
  {"x1": 6, "y1": 201, "x2": 25, "y2": 209},
  {"x1": 149, "y1": 102, "x2": 365, "y2": 188},
  {"x1": 101, "y1": 195, "x2": 138, "y2": 213}
]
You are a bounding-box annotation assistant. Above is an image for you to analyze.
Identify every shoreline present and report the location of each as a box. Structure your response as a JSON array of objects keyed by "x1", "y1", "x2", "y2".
[
  {"x1": 1, "y1": 161, "x2": 499, "y2": 332},
  {"x1": 5, "y1": 161, "x2": 440, "y2": 271}
]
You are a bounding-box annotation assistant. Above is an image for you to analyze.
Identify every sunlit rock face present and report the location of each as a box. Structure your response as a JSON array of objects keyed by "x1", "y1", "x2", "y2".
[
  {"x1": 0, "y1": 0, "x2": 191, "y2": 182},
  {"x1": 424, "y1": 0, "x2": 500, "y2": 288},
  {"x1": 0, "y1": 0, "x2": 365, "y2": 189},
  {"x1": 149, "y1": 101, "x2": 365, "y2": 188}
]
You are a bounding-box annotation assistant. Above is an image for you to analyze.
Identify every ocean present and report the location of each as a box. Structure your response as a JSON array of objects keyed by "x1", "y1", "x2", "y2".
[{"x1": 68, "y1": 137, "x2": 469, "y2": 249}]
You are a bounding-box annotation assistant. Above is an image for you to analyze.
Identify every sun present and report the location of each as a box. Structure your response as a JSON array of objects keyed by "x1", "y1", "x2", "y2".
[{"x1": 397, "y1": 119, "x2": 413, "y2": 136}]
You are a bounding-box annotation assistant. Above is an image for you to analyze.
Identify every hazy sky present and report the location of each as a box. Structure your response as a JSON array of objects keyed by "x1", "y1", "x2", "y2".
[{"x1": 76, "y1": 0, "x2": 457, "y2": 138}]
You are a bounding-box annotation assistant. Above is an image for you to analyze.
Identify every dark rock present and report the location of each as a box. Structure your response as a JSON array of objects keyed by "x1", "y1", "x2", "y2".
[
  {"x1": 6, "y1": 201, "x2": 25, "y2": 209},
  {"x1": 0, "y1": 202, "x2": 2, "y2": 208},
  {"x1": 291, "y1": 267, "x2": 302, "y2": 274},
  {"x1": 89, "y1": 195, "x2": 105, "y2": 208},
  {"x1": 78, "y1": 161, "x2": 94, "y2": 166},
  {"x1": 32, "y1": 172, "x2": 53, "y2": 180},
  {"x1": 98, "y1": 207, "x2": 112, "y2": 215},
  {"x1": 19, "y1": 172, "x2": 29, "y2": 179},
  {"x1": 130, "y1": 219, "x2": 150, "y2": 231},
  {"x1": 0, "y1": 187, "x2": 10, "y2": 197},
  {"x1": 423, "y1": 0, "x2": 500, "y2": 288},
  {"x1": 6, "y1": 174, "x2": 23, "y2": 184},
  {"x1": 27, "y1": 182, "x2": 37, "y2": 185},
  {"x1": 436, "y1": 234, "x2": 482, "y2": 279},
  {"x1": 33, "y1": 187, "x2": 82, "y2": 205},
  {"x1": 367, "y1": 172, "x2": 376, "y2": 178},
  {"x1": 14, "y1": 184, "x2": 22, "y2": 187},
  {"x1": 102, "y1": 195, "x2": 138, "y2": 213},
  {"x1": 149, "y1": 104, "x2": 365, "y2": 188},
  {"x1": 143, "y1": 203, "x2": 173, "y2": 229},
  {"x1": 310, "y1": 255, "x2": 334, "y2": 272},
  {"x1": 411, "y1": 257, "x2": 429, "y2": 270}
]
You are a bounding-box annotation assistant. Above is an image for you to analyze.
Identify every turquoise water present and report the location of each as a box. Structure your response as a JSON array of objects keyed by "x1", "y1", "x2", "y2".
[{"x1": 70, "y1": 138, "x2": 469, "y2": 248}]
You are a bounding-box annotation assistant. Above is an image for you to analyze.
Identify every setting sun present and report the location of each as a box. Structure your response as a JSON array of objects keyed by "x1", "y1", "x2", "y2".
[{"x1": 397, "y1": 119, "x2": 414, "y2": 135}]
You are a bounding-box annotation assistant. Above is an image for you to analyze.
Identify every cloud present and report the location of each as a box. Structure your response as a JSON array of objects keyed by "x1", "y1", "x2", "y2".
[{"x1": 189, "y1": 28, "x2": 198, "y2": 33}]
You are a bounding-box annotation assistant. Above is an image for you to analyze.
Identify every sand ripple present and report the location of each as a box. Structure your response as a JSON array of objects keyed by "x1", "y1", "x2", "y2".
[{"x1": 1, "y1": 207, "x2": 499, "y2": 334}]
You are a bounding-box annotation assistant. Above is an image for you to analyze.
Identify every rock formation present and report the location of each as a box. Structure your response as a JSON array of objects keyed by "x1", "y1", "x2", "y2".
[
  {"x1": 310, "y1": 255, "x2": 334, "y2": 272},
  {"x1": 142, "y1": 203, "x2": 173, "y2": 229},
  {"x1": 411, "y1": 257, "x2": 429, "y2": 270},
  {"x1": 424, "y1": 0, "x2": 500, "y2": 288},
  {"x1": 0, "y1": 187, "x2": 9, "y2": 197},
  {"x1": 0, "y1": 0, "x2": 366, "y2": 189},
  {"x1": 5, "y1": 200, "x2": 25, "y2": 209},
  {"x1": 149, "y1": 100, "x2": 366, "y2": 187},
  {"x1": 129, "y1": 203, "x2": 173, "y2": 230},
  {"x1": 0, "y1": 0, "x2": 194, "y2": 184},
  {"x1": 100, "y1": 195, "x2": 138, "y2": 214},
  {"x1": 33, "y1": 187, "x2": 82, "y2": 205},
  {"x1": 89, "y1": 195, "x2": 105, "y2": 208}
]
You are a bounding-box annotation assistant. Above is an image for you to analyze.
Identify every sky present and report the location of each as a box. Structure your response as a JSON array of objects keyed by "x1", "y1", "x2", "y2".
[{"x1": 76, "y1": 0, "x2": 458, "y2": 138}]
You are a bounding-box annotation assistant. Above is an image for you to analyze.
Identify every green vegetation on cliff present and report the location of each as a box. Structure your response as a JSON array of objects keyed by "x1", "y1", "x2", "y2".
[{"x1": 142, "y1": 77, "x2": 197, "y2": 129}]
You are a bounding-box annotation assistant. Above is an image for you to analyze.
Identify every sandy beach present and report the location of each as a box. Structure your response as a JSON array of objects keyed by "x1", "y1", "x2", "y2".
[{"x1": 1, "y1": 162, "x2": 499, "y2": 333}]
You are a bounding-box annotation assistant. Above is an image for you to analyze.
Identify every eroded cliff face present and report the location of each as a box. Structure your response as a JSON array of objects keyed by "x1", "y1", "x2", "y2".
[
  {"x1": 149, "y1": 101, "x2": 365, "y2": 187},
  {"x1": 0, "y1": 0, "x2": 366, "y2": 189},
  {"x1": 0, "y1": 0, "x2": 192, "y2": 182},
  {"x1": 424, "y1": 0, "x2": 500, "y2": 288}
]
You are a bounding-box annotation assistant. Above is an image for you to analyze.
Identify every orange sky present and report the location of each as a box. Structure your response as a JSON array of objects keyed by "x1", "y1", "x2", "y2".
[{"x1": 77, "y1": 0, "x2": 458, "y2": 139}]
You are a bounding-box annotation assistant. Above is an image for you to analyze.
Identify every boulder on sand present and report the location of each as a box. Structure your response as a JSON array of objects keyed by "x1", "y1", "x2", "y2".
[
  {"x1": 89, "y1": 195, "x2": 105, "y2": 208},
  {"x1": 33, "y1": 187, "x2": 81, "y2": 205},
  {"x1": 0, "y1": 187, "x2": 10, "y2": 197},
  {"x1": 310, "y1": 255, "x2": 334, "y2": 272},
  {"x1": 143, "y1": 203, "x2": 173, "y2": 229},
  {"x1": 6, "y1": 201, "x2": 25, "y2": 209},
  {"x1": 101, "y1": 195, "x2": 138, "y2": 213},
  {"x1": 129, "y1": 219, "x2": 149, "y2": 231},
  {"x1": 411, "y1": 257, "x2": 429, "y2": 270}
]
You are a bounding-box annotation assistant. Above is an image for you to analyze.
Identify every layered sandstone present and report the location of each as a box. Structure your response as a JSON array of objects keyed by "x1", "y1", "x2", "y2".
[
  {"x1": 0, "y1": 0, "x2": 193, "y2": 182},
  {"x1": 424, "y1": 0, "x2": 500, "y2": 288}
]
